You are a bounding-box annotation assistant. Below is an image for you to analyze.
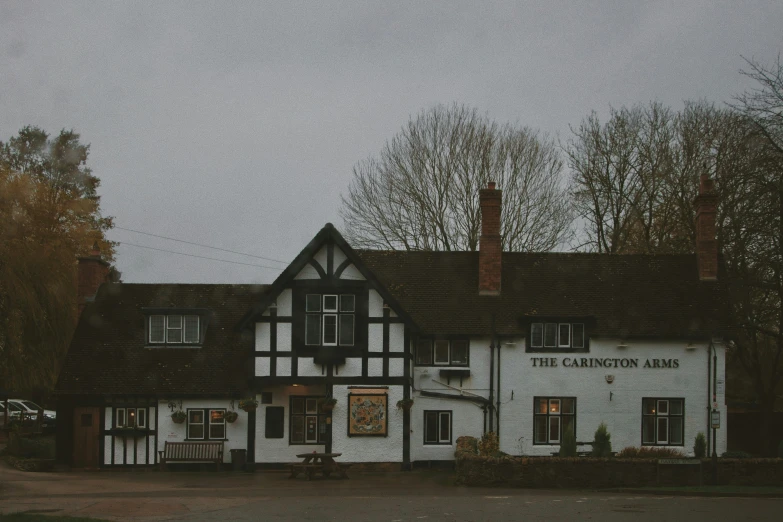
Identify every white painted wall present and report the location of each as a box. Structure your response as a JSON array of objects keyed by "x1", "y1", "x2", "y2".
[
  {"x1": 498, "y1": 339, "x2": 727, "y2": 457},
  {"x1": 255, "y1": 387, "x2": 325, "y2": 463},
  {"x1": 102, "y1": 406, "x2": 157, "y2": 466}
]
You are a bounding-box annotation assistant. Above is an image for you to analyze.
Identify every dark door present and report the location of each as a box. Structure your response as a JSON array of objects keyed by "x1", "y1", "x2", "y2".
[{"x1": 73, "y1": 407, "x2": 101, "y2": 468}]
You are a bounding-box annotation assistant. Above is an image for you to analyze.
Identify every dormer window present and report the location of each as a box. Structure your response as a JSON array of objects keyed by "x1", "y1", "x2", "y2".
[
  {"x1": 305, "y1": 294, "x2": 355, "y2": 346},
  {"x1": 148, "y1": 314, "x2": 201, "y2": 344},
  {"x1": 530, "y1": 322, "x2": 584, "y2": 350}
]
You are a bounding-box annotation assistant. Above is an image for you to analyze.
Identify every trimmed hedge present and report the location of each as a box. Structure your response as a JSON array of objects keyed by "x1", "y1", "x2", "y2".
[{"x1": 455, "y1": 455, "x2": 783, "y2": 488}]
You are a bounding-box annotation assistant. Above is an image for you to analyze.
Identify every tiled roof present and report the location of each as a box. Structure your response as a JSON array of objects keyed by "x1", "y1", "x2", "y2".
[
  {"x1": 56, "y1": 283, "x2": 267, "y2": 396},
  {"x1": 358, "y1": 250, "x2": 729, "y2": 338}
]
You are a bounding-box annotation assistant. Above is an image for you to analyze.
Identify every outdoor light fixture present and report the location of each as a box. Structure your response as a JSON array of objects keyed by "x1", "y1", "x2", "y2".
[
  {"x1": 686, "y1": 342, "x2": 696, "y2": 351},
  {"x1": 617, "y1": 340, "x2": 629, "y2": 349}
]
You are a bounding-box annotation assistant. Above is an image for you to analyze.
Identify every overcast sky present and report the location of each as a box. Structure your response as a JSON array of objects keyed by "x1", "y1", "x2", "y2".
[{"x1": 2, "y1": 1, "x2": 781, "y2": 284}]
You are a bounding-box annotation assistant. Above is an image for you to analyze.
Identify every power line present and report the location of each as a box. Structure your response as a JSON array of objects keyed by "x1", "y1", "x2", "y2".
[
  {"x1": 113, "y1": 226, "x2": 289, "y2": 264},
  {"x1": 118, "y1": 242, "x2": 285, "y2": 271}
]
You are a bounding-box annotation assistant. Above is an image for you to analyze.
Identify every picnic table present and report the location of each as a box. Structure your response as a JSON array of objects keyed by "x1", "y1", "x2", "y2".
[{"x1": 289, "y1": 452, "x2": 350, "y2": 480}]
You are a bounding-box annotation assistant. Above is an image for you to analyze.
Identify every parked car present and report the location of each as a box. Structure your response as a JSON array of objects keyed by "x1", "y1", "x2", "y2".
[{"x1": 0, "y1": 399, "x2": 56, "y2": 431}]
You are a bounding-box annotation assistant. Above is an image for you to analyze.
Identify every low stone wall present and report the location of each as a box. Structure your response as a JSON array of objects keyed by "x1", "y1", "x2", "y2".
[{"x1": 456, "y1": 456, "x2": 783, "y2": 488}]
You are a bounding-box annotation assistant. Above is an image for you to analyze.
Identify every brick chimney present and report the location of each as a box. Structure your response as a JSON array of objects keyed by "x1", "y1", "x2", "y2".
[
  {"x1": 77, "y1": 243, "x2": 110, "y2": 314},
  {"x1": 694, "y1": 173, "x2": 718, "y2": 281},
  {"x1": 479, "y1": 181, "x2": 502, "y2": 295}
]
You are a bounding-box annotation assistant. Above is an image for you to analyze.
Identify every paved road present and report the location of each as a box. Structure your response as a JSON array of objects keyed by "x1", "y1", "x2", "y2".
[{"x1": 2, "y1": 463, "x2": 781, "y2": 521}]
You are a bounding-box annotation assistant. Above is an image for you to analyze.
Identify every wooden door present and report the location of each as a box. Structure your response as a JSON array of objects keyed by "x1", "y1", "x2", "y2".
[{"x1": 73, "y1": 407, "x2": 101, "y2": 469}]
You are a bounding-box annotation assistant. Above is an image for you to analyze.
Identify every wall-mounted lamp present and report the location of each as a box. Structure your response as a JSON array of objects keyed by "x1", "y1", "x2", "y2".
[
  {"x1": 503, "y1": 341, "x2": 517, "y2": 347},
  {"x1": 617, "y1": 341, "x2": 629, "y2": 349},
  {"x1": 685, "y1": 342, "x2": 696, "y2": 351},
  {"x1": 269, "y1": 301, "x2": 278, "y2": 309},
  {"x1": 605, "y1": 375, "x2": 615, "y2": 384}
]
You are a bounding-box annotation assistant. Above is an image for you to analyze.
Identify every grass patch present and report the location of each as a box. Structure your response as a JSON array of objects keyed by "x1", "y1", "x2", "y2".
[
  {"x1": 0, "y1": 513, "x2": 107, "y2": 522},
  {"x1": 634, "y1": 485, "x2": 783, "y2": 496}
]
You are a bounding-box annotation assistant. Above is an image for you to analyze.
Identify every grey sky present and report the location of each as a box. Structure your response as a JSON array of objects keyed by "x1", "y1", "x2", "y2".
[{"x1": 2, "y1": 1, "x2": 781, "y2": 283}]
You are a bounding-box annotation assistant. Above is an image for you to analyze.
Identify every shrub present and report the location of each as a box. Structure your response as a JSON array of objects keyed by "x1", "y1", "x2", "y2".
[
  {"x1": 559, "y1": 425, "x2": 577, "y2": 457},
  {"x1": 694, "y1": 432, "x2": 706, "y2": 458},
  {"x1": 615, "y1": 446, "x2": 686, "y2": 459},
  {"x1": 7, "y1": 433, "x2": 55, "y2": 459},
  {"x1": 455, "y1": 435, "x2": 479, "y2": 459},
  {"x1": 591, "y1": 423, "x2": 612, "y2": 457},
  {"x1": 478, "y1": 432, "x2": 499, "y2": 456},
  {"x1": 721, "y1": 450, "x2": 753, "y2": 459}
]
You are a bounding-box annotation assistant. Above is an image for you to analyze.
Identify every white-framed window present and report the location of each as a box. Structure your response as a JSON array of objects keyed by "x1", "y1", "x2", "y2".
[
  {"x1": 289, "y1": 396, "x2": 327, "y2": 444},
  {"x1": 415, "y1": 340, "x2": 469, "y2": 367},
  {"x1": 115, "y1": 407, "x2": 146, "y2": 428},
  {"x1": 209, "y1": 410, "x2": 226, "y2": 439},
  {"x1": 149, "y1": 314, "x2": 200, "y2": 344},
  {"x1": 187, "y1": 410, "x2": 205, "y2": 439},
  {"x1": 642, "y1": 398, "x2": 684, "y2": 446},
  {"x1": 186, "y1": 408, "x2": 226, "y2": 440},
  {"x1": 305, "y1": 294, "x2": 354, "y2": 347},
  {"x1": 534, "y1": 397, "x2": 576, "y2": 444},
  {"x1": 424, "y1": 411, "x2": 452, "y2": 444},
  {"x1": 530, "y1": 322, "x2": 585, "y2": 349}
]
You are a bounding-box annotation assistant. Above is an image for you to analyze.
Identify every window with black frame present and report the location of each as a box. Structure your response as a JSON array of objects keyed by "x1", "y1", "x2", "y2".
[
  {"x1": 529, "y1": 323, "x2": 585, "y2": 350},
  {"x1": 415, "y1": 340, "x2": 469, "y2": 366},
  {"x1": 534, "y1": 397, "x2": 576, "y2": 444},
  {"x1": 423, "y1": 410, "x2": 452, "y2": 444},
  {"x1": 186, "y1": 409, "x2": 226, "y2": 440},
  {"x1": 642, "y1": 398, "x2": 684, "y2": 446},
  {"x1": 289, "y1": 396, "x2": 327, "y2": 444},
  {"x1": 305, "y1": 294, "x2": 355, "y2": 346}
]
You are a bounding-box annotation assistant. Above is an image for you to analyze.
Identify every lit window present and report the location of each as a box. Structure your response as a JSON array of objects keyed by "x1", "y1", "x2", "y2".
[
  {"x1": 642, "y1": 398, "x2": 684, "y2": 446},
  {"x1": 534, "y1": 397, "x2": 576, "y2": 444}
]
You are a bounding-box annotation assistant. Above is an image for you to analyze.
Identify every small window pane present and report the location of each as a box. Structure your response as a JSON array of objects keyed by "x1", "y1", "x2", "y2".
[
  {"x1": 561, "y1": 398, "x2": 574, "y2": 414},
  {"x1": 137, "y1": 409, "x2": 146, "y2": 428},
  {"x1": 534, "y1": 416, "x2": 548, "y2": 443},
  {"x1": 323, "y1": 295, "x2": 338, "y2": 312},
  {"x1": 305, "y1": 398, "x2": 318, "y2": 414},
  {"x1": 670, "y1": 400, "x2": 683, "y2": 416},
  {"x1": 210, "y1": 410, "x2": 225, "y2": 439},
  {"x1": 184, "y1": 315, "x2": 199, "y2": 343},
  {"x1": 549, "y1": 416, "x2": 561, "y2": 443},
  {"x1": 549, "y1": 399, "x2": 560, "y2": 414},
  {"x1": 339, "y1": 314, "x2": 354, "y2": 346},
  {"x1": 451, "y1": 341, "x2": 468, "y2": 365},
  {"x1": 657, "y1": 418, "x2": 669, "y2": 443},
  {"x1": 167, "y1": 315, "x2": 183, "y2": 343},
  {"x1": 116, "y1": 409, "x2": 125, "y2": 428},
  {"x1": 416, "y1": 340, "x2": 433, "y2": 365},
  {"x1": 558, "y1": 324, "x2": 571, "y2": 347},
  {"x1": 562, "y1": 416, "x2": 574, "y2": 439},
  {"x1": 292, "y1": 398, "x2": 304, "y2": 414},
  {"x1": 127, "y1": 408, "x2": 137, "y2": 427},
  {"x1": 291, "y1": 416, "x2": 304, "y2": 443},
  {"x1": 544, "y1": 323, "x2": 557, "y2": 347},
  {"x1": 340, "y1": 295, "x2": 355, "y2": 312},
  {"x1": 531, "y1": 323, "x2": 543, "y2": 348},
  {"x1": 572, "y1": 324, "x2": 584, "y2": 348},
  {"x1": 536, "y1": 398, "x2": 548, "y2": 414},
  {"x1": 670, "y1": 417, "x2": 683, "y2": 445},
  {"x1": 439, "y1": 412, "x2": 450, "y2": 442},
  {"x1": 434, "y1": 341, "x2": 450, "y2": 364},
  {"x1": 643, "y1": 399, "x2": 656, "y2": 415},
  {"x1": 424, "y1": 412, "x2": 438, "y2": 443},
  {"x1": 642, "y1": 417, "x2": 656, "y2": 444},
  {"x1": 305, "y1": 314, "x2": 321, "y2": 345},
  {"x1": 260, "y1": 392, "x2": 273, "y2": 404},
  {"x1": 305, "y1": 416, "x2": 318, "y2": 442},
  {"x1": 657, "y1": 400, "x2": 669, "y2": 415},
  {"x1": 306, "y1": 294, "x2": 321, "y2": 312},
  {"x1": 323, "y1": 315, "x2": 337, "y2": 344},
  {"x1": 318, "y1": 415, "x2": 328, "y2": 444},
  {"x1": 149, "y1": 316, "x2": 165, "y2": 343}
]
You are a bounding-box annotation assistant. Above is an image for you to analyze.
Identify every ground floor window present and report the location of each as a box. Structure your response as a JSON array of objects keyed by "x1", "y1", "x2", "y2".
[
  {"x1": 115, "y1": 407, "x2": 146, "y2": 428},
  {"x1": 642, "y1": 398, "x2": 684, "y2": 446},
  {"x1": 423, "y1": 410, "x2": 452, "y2": 444},
  {"x1": 534, "y1": 397, "x2": 576, "y2": 444},
  {"x1": 187, "y1": 409, "x2": 226, "y2": 440},
  {"x1": 290, "y1": 396, "x2": 327, "y2": 444}
]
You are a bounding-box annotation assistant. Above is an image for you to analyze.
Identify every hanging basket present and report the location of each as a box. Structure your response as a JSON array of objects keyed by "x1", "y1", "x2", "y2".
[
  {"x1": 171, "y1": 411, "x2": 187, "y2": 424},
  {"x1": 320, "y1": 398, "x2": 338, "y2": 412},
  {"x1": 225, "y1": 411, "x2": 239, "y2": 423},
  {"x1": 238, "y1": 398, "x2": 258, "y2": 412},
  {"x1": 396, "y1": 399, "x2": 414, "y2": 411}
]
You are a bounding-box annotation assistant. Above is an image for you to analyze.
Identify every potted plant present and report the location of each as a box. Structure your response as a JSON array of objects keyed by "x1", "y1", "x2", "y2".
[
  {"x1": 238, "y1": 397, "x2": 258, "y2": 412},
  {"x1": 171, "y1": 410, "x2": 186, "y2": 424},
  {"x1": 319, "y1": 398, "x2": 338, "y2": 412},
  {"x1": 396, "y1": 398, "x2": 414, "y2": 411},
  {"x1": 225, "y1": 411, "x2": 239, "y2": 423}
]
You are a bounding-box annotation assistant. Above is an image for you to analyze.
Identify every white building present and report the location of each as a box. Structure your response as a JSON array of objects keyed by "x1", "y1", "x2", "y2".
[{"x1": 56, "y1": 177, "x2": 728, "y2": 468}]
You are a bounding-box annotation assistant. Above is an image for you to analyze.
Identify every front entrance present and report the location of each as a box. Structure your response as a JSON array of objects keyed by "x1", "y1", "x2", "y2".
[{"x1": 72, "y1": 407, "x2": 101, "y2": 468}]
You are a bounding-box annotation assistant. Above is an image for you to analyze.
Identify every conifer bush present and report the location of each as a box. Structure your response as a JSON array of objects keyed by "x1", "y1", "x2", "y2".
[
  {"x1": 591, "y1": 423, "x2": 612, "y2": 457},
  {"x1": 559, "y1": 425, "x2": 577, "y2": 457},
  {"x1": 694, "y1": 432, "x2": 706, "y2": 458}
]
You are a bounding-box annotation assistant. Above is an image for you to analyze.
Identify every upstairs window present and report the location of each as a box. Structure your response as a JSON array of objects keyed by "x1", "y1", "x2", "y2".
[
  {"x1": 305, "y1": 294, "x2": 355, "y2": 346},
  {"x1": 530, "y1": 322, "x2": 585, "y2": 349},
  {"x1": 115, "y1": 407, "x2": 146, "y2": 428},
  {"x1": 415, "y1": 340, "x2": 469, "y2": 366},
  {"x1": 149, "y1": 315, "x2": 200, "y2": 344}
]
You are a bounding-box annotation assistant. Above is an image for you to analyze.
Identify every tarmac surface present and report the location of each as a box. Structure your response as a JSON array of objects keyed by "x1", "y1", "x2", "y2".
[{"x1": 1, "y1": 460, "x2": 782, "y2": 521}]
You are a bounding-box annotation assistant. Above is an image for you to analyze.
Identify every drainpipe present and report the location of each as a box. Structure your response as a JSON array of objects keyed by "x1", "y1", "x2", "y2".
[
  {"x1": 488, "y1": 317, "x2": 495, "y2": 434},
  {"x1": 496, "y1": 337, "x2": 501, "y2": 445},
  {"x1": 706, "y1": 339, "x2": 712, "y2": 457}
]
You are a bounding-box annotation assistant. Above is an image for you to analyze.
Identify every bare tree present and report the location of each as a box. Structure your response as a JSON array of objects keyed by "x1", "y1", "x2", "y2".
[{"x1": 340, "y1": 104, "x2": 572, "y2": 252}]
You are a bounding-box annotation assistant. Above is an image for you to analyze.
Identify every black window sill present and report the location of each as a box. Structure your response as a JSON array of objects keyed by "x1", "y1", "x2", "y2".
[
  {"x1": 414, "y1": 364, "x2": 470, "y2": 368},
  {"x1": 641, "y1": 444, "x2": 685, "y2": 447},
  {"x1": 526, "y1": 347, "x2": 589, "y2": 353},
  {"x1": 423, "y1": 442, "x2": 453, "y2": 446},
  {"x1": 145, "y1": 344, "x2": 203, "y2": 349},
  {"x1": 289, "y1": 442, "x2": 326, "y2": 446},
  {"x1": 183, "y1": 438, "x2": 228, "y2": 442}
]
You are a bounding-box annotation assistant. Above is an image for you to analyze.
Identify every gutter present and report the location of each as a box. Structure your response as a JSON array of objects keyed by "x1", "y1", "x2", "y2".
[{"x1": 419, "y1": 390, "x2": 490, "y2": 405}]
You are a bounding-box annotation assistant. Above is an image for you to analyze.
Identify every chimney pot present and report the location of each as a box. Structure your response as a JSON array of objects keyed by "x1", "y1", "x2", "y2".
[
  {"x1": 694, "y1": 175, "x2": 718, "y2": 281},
  {"x1": 488, "y1": 181, "x2": 496, "y2": 190}
]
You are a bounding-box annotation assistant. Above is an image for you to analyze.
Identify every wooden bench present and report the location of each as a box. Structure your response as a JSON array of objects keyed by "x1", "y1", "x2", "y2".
[{"x1": 158, "y1": 441, "x2": 224, "y2": 471}]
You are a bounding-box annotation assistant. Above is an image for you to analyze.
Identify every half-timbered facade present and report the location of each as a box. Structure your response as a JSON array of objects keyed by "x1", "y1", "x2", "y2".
[{"x1": 56, "y1": 177, "x2": 729, "y2": 469}]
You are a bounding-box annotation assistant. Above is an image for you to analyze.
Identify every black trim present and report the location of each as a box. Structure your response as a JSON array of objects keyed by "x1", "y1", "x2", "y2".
[
  {"x1": 327, "y1": 242, "x2": 334, "y2": 277},
  {"x1": 255, "y1": 317, "x2": 292, "y2": 323},
  {"x1": 289, "y1": 396, "x2": 327, "y2": 445},
  {"x1": 414, "y1": 338, "x2": 470, "y2": 367},
  {"x1": 368, "y1": 317, "x2": 405, "y2": 324},
  {"x1": 270, "y1": 308, "x2": 277, "y2": 377},
  {"x1": 419, "y1": 390, "x2": 490, "y2": 405},
  {"x1": 334, "y1": 258, "x2": 352, "y2": 279},
  {"x1": 308, "y1": 259, "x2": 327, "y2": 279},
  {"x1": 403, "y1": 325, "x2": 411, "y2": 470},
  {"x1": 247, "y1": 407, "x2": 257, "y2": 469},
  {"x1": 255, "y1": 376, "x2": 408, "y2": 386}
]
